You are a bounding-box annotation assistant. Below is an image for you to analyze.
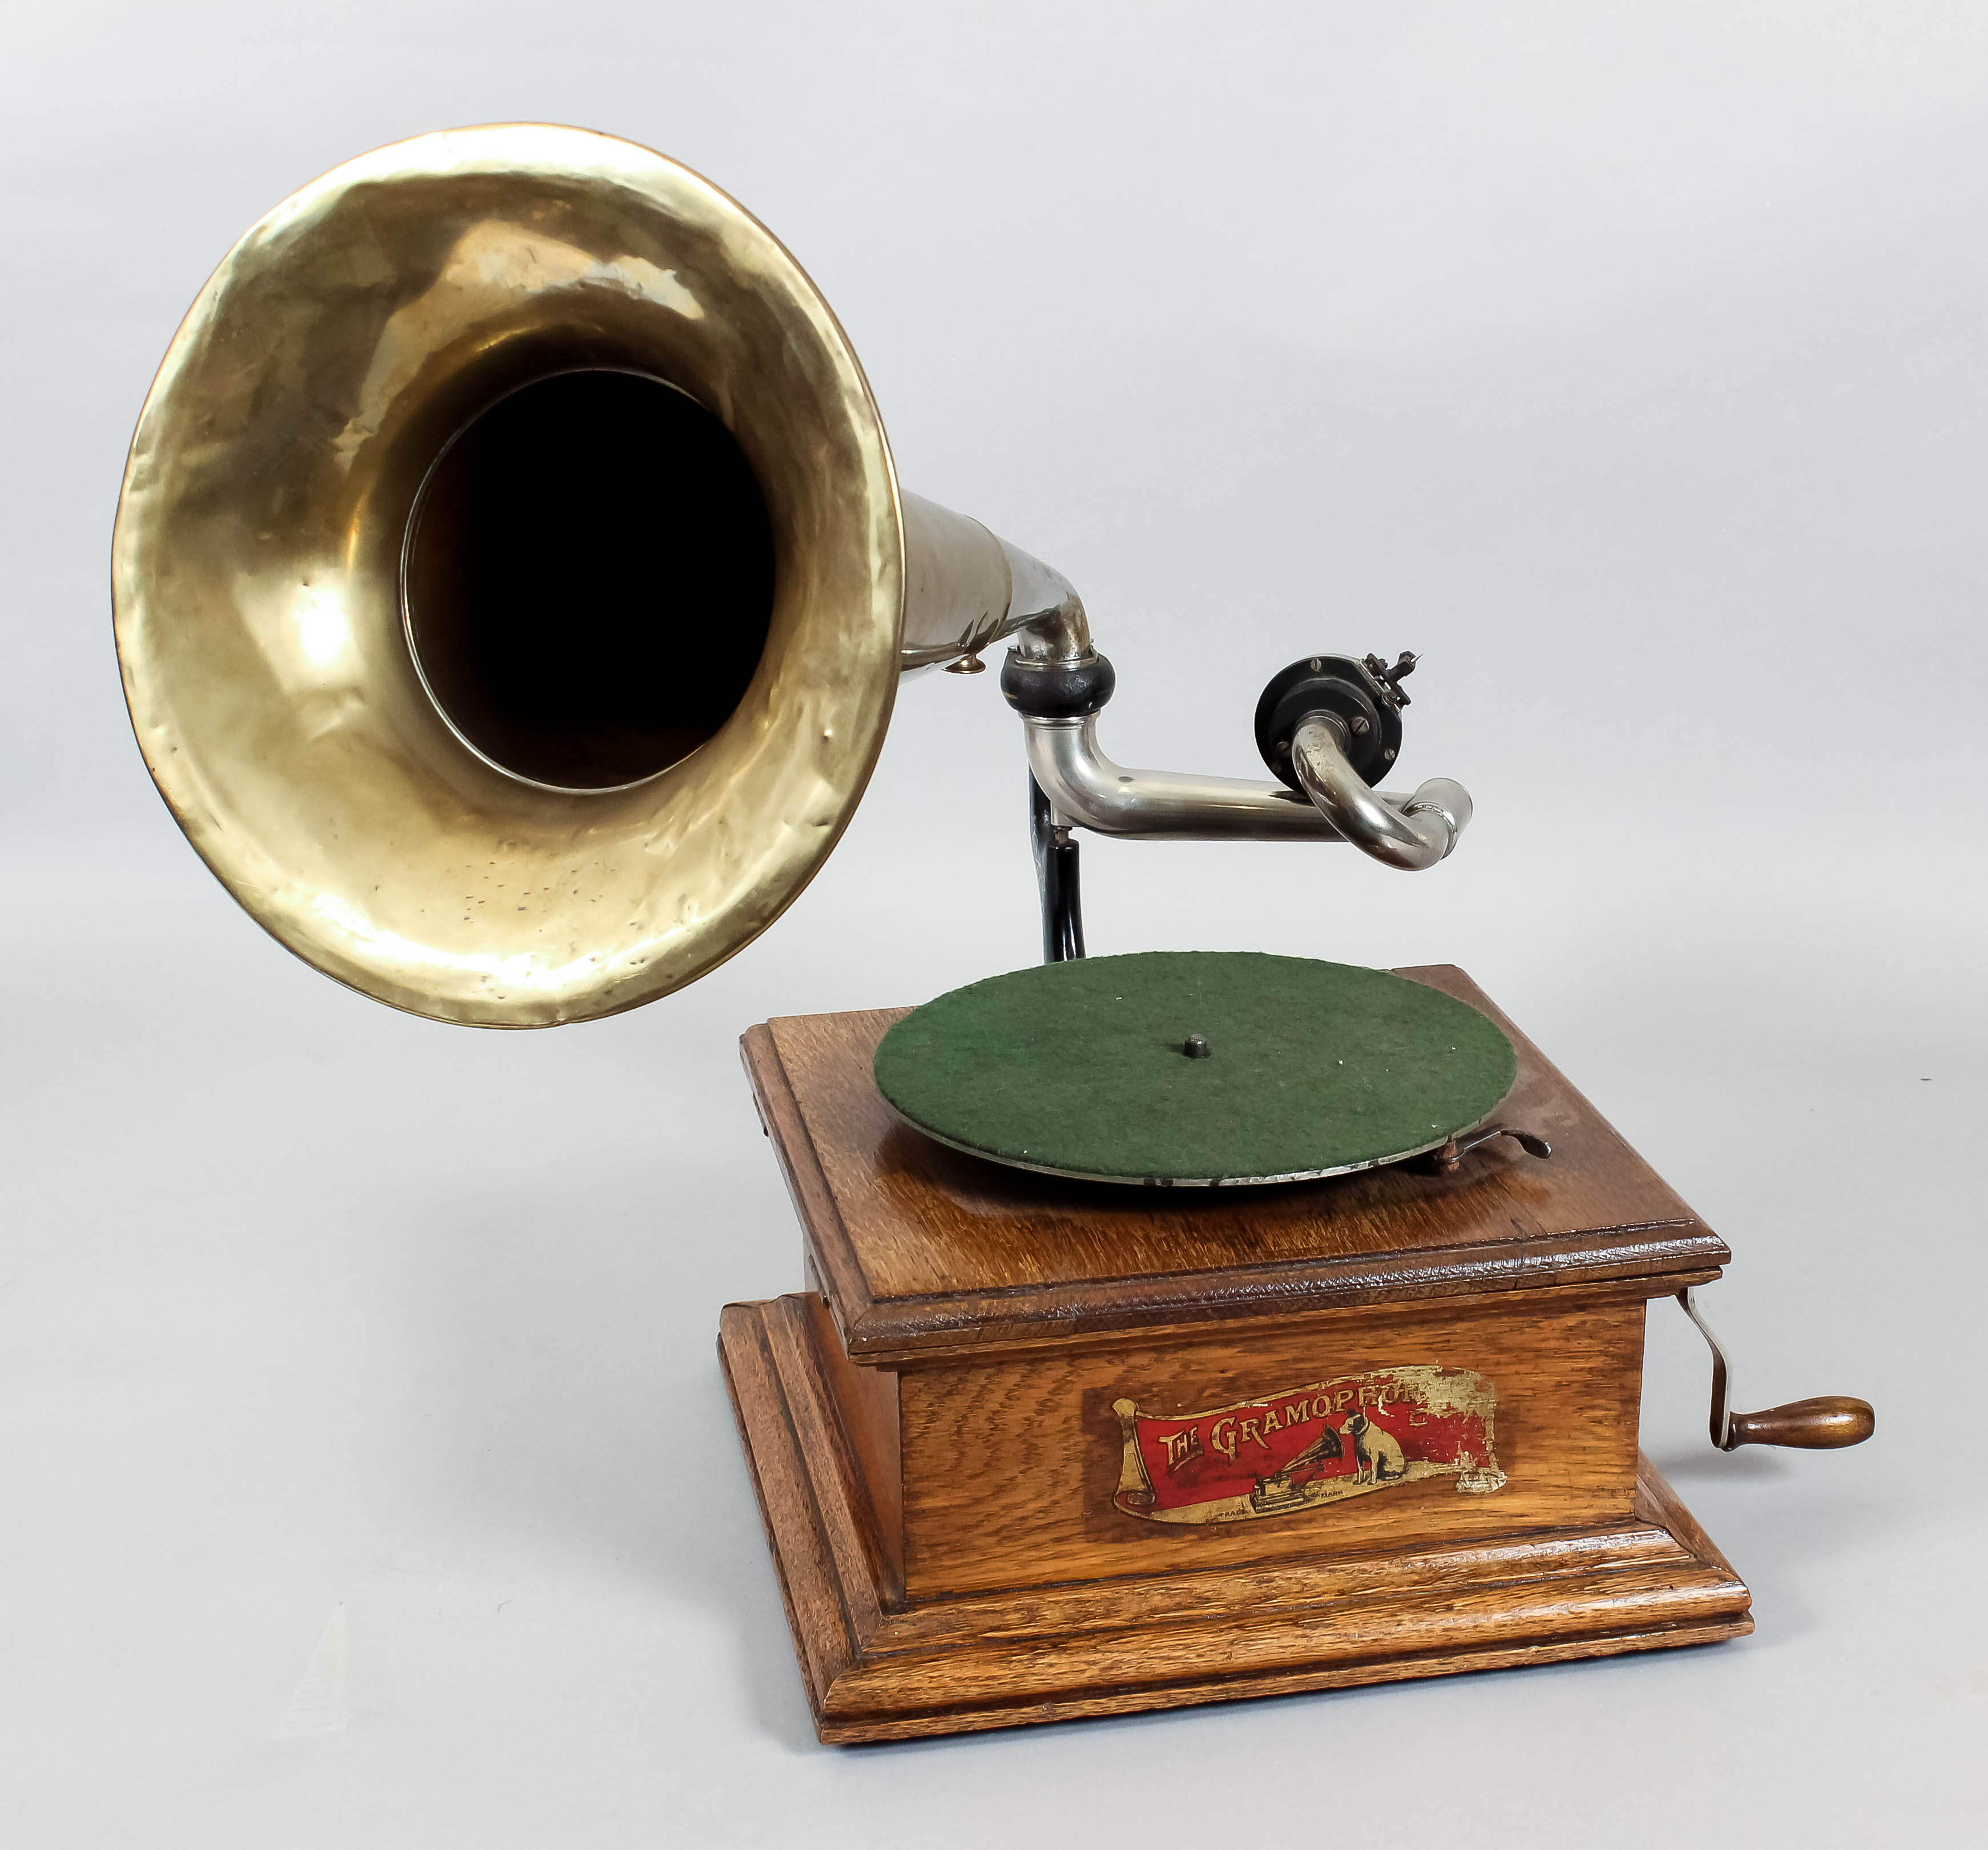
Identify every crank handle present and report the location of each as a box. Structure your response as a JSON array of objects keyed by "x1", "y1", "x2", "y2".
[
  {"x1": 1724, "y1": 1397, "x2": 1876, "y2": 1450},
  {"x1": 1676, "y1": 1288, "x2": 1875, "y2": 1452}
]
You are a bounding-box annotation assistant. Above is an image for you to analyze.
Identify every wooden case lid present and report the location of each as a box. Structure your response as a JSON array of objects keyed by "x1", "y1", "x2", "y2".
[{"x1": 742, "y1": 966, "x2": 1728, "y2": 1363}]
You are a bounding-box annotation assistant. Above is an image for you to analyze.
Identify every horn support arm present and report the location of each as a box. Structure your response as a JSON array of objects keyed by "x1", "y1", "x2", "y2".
[
  {"x1": 1017, "y1": 709, "x2": 1473, "y2": 857},
  {"x1": 894, "y1": 492, "x2": 1471, "y2": 861}
]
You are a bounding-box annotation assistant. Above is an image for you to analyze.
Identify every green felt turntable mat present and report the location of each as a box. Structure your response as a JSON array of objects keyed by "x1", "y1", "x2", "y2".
[{"x1": 872, "y1": 951, "x2": 1517, "y2": 1186}]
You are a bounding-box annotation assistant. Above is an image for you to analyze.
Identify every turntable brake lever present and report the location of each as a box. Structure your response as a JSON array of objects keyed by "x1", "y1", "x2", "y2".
[
  {"x1": 1425, "y1": 1122, "x2": 1552, "y2": 1174},
  {"x1": 1676, "y1": 1287, "x2": 1876, "y2": 1451}
]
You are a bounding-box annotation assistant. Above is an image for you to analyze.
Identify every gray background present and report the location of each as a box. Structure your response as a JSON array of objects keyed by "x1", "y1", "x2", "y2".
[{"x1": 5, "y1": 3, "x2": 1983, "y2": 1844}]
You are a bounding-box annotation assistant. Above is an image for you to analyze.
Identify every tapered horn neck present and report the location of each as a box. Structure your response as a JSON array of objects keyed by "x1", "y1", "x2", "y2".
[{"x1": 896, "y1": 492, "x2": 1091, "y2": 674}]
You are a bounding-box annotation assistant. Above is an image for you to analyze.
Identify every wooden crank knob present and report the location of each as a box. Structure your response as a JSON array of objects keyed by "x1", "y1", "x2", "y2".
[{"x1": 1725, "y1": 1396, "x2": 1876, "y2": 1450}]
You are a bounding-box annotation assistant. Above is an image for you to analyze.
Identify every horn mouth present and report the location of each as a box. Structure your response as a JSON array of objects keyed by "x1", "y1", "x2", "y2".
[
  {"x1": 402, "y1": 366, "x2": 776, "y2": 795},
  {"x1": 112, "y1": 124, "x2": 904, "y2": 1027}
]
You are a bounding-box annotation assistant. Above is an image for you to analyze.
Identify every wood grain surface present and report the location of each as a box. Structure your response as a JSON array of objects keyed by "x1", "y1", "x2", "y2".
[
  {"x1": 743, "y1": 965, "x2": 1730, "y2": 1361},
  {"x1": 893, "y1": 1292, "x2": 1647, "y2": 1598},
  {"x1": 723, "y1": 970, "x2": 1751, "y2": 1741},
  {"x1": 720, "y1": 1294, "x2": 1753, "y2": 1745}
]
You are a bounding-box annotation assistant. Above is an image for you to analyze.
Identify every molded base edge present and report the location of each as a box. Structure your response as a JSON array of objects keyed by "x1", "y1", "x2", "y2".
[{"x1": 719, "y1": 1293, "x2": 1753, "y2": 1745}]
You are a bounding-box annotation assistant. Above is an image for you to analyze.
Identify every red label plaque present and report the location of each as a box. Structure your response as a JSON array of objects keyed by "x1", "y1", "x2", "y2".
[{"x1": 1111, "y1": 1365, "x2": 1505, "y2": 1524}]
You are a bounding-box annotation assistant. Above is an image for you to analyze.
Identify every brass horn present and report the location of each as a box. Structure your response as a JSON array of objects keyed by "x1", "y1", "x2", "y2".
[{"x1": 114, "y1": 124, "x2": 1470, "y2": 1029}]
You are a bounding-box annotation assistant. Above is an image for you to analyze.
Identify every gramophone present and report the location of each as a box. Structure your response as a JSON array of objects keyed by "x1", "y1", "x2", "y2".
[{"x1": 114, "y1": 124, "x2": 1873, "y2": 1744}]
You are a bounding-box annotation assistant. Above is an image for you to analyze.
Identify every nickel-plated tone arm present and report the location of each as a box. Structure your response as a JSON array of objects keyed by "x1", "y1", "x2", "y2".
[
  {"x1": 894, "y1": 492, "x2": 1474, "y2": 865},
  {"x1": 1022, "y1": 713, "x2": 1420, "y2": 843},
  {"x1": 1290, "y1": 713, "x2": 1471, "y2": 870},
  {"x1": 1016, "y1": 709, "x2": 1473, "y2": 858}
]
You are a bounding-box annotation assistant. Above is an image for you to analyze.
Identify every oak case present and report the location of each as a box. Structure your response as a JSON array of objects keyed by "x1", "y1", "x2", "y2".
[{"x1": 720, "y1": 967, "x2": 1753, "y2": 1743}]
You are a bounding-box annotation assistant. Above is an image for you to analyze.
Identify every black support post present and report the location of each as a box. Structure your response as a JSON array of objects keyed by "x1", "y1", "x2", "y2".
[{"x1": 1029, "y1": 774, "x2": 1085, "y2": 963}]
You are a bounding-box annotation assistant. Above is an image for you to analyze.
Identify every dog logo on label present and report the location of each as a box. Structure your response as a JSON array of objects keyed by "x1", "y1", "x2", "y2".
[{"x1": 1110, "y1": 1364, "x2": 1505, "y2": 1524}]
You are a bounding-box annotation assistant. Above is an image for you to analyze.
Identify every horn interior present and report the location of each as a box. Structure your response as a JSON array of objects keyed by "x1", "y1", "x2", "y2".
[{"x1": 403, "y1": 367, "x2": 776, "y2": 793}]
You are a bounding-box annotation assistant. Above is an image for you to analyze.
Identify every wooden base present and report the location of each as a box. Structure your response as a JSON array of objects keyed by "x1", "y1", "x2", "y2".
[
  {"x1": 725, "y1": 974, "x2": 1757, "y2": 1744},
  {"x1": 721, "y1": 1294, "x2": 1753, "y2": 1746}
]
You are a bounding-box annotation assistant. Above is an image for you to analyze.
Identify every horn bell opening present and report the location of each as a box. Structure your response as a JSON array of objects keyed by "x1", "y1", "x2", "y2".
[{"x1": 112, "y1": 125, "x2": 905, "y2": 1027}]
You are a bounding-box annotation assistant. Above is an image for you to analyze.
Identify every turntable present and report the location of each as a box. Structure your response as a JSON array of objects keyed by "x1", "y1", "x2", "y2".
[{"x1": 111, "y1": 123, "x2": 1873, "y2": 1746}]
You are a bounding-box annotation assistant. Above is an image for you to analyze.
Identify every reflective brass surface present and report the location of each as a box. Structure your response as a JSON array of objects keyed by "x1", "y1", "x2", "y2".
[
  {"x1": 114, "y1": 125, "x2": 905, "y2": 1026},
  {"x1": 115, "y1": 124, "x2": 1477, "y2": 1031}
]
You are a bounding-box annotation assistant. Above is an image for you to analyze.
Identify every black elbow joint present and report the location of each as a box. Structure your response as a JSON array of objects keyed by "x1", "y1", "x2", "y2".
[{"x1": 999, "y1": 651, "x2": 1116, "y2": 718}]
